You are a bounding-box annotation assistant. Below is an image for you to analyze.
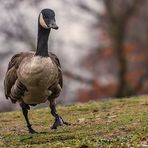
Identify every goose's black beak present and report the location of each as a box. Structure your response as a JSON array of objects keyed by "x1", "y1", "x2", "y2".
[{"x1": 48, "y1": 20, "x2": 59, "y2": 30}]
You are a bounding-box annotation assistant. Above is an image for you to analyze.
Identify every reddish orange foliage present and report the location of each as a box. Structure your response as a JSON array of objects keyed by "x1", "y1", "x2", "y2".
[{"x1": 78, "y1": 42, "x2": 148, "y2": 101}]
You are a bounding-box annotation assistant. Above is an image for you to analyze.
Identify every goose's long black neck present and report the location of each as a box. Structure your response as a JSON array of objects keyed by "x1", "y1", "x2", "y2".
[{"x1": 35, "y1": 25, "x2": 50, "y2": 57}]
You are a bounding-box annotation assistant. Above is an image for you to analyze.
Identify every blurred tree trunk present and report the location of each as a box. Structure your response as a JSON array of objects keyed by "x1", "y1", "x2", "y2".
[
  {"x1": 112, "y1": 22, "x2": 127, "y2": 97},
  {"x1": 104, "y1": 0, "x2": 144, "y2": 97}
]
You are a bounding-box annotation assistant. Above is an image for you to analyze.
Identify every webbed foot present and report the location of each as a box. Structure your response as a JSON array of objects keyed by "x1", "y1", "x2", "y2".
[
  {"x1": 28, "y1": 125, "x2": 38, "y2": 134},
  {"x1": 51, "y1": 116, "x2": 70, "y2": 129}
]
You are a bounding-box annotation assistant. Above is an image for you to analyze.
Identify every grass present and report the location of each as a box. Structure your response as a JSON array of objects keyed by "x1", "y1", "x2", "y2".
[{"x1": 0, "y1": 96, "x2": 148, "y2": 147}]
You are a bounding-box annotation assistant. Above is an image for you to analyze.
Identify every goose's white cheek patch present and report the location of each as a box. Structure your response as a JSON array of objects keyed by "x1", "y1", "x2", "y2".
[{"x1": 39, "y1": 13, "x2": 49, "y2": 29}]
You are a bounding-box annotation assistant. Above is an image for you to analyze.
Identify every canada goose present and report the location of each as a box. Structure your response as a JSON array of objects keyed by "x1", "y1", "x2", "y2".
[{"x1": 4, "y1": 9, "x2": 69, "y2": 134}]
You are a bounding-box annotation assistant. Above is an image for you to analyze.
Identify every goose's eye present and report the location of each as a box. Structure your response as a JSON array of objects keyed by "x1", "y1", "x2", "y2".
[{"x1": 43, "y1": 15, "x2": 49, "y2": 19}]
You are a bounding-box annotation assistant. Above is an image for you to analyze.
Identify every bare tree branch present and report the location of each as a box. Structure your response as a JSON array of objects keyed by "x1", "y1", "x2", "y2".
[
  {"x1": 123, "y1": 0, "x2": 146, "y2": 21},
  {"x1": 64, "y1": 70, "x2": 93, "y2": 85},
  {"x1": 78, "y1": 2, "x2": 102, "y2": 19}
]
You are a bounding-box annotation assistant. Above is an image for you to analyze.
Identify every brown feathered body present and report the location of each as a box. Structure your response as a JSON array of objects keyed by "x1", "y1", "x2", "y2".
[{"x1": 4, "y1": 52, "x2": 63, "y2": 104}]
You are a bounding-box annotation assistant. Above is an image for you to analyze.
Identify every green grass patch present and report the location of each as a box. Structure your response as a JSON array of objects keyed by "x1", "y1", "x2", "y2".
[{"x1": 0, "y1": 96, "x2": 148, "y2": 147}]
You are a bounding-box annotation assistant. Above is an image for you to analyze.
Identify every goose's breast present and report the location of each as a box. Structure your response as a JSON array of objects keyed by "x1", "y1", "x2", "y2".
[
  {"x1": 17, "y1": 56, "x2": 58, "y2": 104},
  {"x1": 18, "y1": 56, "x2": 58, "y2": 87}
]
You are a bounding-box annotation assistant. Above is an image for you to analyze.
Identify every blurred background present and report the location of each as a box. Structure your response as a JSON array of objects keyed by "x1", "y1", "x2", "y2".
[{"x1": 0, "y1": 0, "x2": 147, "y2": 112}]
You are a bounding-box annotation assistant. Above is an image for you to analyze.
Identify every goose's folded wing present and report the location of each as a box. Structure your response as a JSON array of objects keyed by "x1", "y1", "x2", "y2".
[
  {"x1": 4, "y1": 52, "x2": 33, "y2": 99},
  {"x1": 49, "y1": 52, "x2": 63, "y2": 88}
]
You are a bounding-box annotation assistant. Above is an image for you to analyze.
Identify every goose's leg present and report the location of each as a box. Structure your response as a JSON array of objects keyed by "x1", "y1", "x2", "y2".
[
  {"x1": 49, "y1": 98, "x2": 70, "y2": 129},
  {"x1": 20, "y1": 103, "x2": 38, "y2": 134}
]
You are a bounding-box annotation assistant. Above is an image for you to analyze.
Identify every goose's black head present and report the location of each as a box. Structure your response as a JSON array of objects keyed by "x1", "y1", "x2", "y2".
[{"x1": 39, "y1": 9, "x2": 58, "y2": 30}]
